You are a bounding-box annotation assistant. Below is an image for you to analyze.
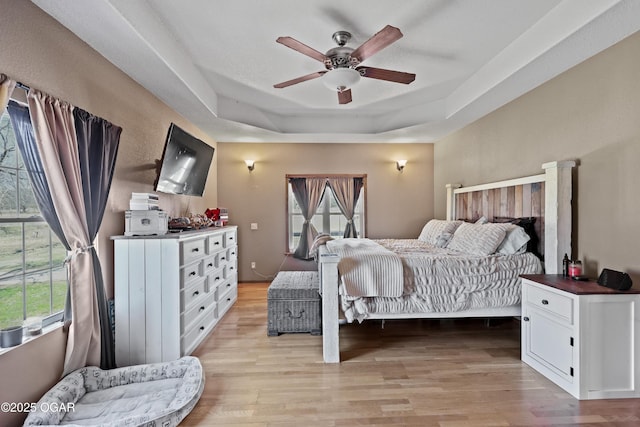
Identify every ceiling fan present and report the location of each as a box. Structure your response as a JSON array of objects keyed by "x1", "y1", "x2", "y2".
[{"x1": 273, "y1": 25, "x2": 416, "y2": 105}]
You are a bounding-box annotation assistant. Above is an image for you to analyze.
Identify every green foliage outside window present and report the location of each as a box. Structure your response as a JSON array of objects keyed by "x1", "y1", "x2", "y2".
[{"x1": 0, "y1": 110, "x2": 67, "y2": 330}]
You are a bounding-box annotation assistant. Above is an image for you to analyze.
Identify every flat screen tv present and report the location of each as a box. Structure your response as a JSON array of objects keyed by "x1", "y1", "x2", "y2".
[{"x1": 154, "y1": 123, "x2": 214, "y2": 196}]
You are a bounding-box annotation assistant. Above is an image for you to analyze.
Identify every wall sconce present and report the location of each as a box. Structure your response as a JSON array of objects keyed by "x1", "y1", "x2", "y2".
[
  {"x1": 245, "y1": 159, "x2": 255, "y2": 171},
  {"x1": 396, "y1": 159, "x2": 407, "y2": 173}
]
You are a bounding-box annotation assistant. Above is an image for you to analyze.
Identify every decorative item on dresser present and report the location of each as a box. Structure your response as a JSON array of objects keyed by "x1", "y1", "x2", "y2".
[
  {"x1": 112, "y1": 226, "x2": 238, "y2": 366},
  {"x1": 521, "y1": 274, "x2": 640, "y2": 399}
]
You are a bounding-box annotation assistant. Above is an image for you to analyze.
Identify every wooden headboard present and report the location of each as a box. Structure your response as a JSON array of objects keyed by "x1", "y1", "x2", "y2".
[{"x1": 445, "y1": 161, "x2": 575, "y2": 274}]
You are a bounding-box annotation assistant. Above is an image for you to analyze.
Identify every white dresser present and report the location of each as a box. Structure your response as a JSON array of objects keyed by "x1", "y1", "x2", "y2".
[
  {"x1": 112, "y1": 226, "x2": 238, "y2": 366},
  {"x1": 521, "y1": 274, "x2": 640, "y2": 399}
]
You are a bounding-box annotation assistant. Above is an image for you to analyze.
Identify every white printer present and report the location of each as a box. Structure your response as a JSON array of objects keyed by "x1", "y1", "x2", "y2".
[{"x1": 124, "y1": 210, "x2": 168, "y2": 236}]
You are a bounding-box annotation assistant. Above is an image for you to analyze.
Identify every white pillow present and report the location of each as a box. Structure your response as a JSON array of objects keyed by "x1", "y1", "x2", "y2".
[
  {"x1": 447, "y1": 222, "x2": 508, "y2": 256},
  {"x1": 418, "y1": 220, "x2": 462, "y2": 245},
  {"x1": 496, "y1": 224, "x2": 530, "y2": 255}
]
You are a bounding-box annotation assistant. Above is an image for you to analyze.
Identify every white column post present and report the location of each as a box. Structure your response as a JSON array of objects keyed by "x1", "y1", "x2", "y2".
[
  {"x1": 320, "y1": 252, "x2": 340, "y2": 363},
  {"x1": 446, "y1": 183, "x2": 462, "y2": 221},
  {"x1": 542, "y1": 160, "x2": 576, "y2": 274}
]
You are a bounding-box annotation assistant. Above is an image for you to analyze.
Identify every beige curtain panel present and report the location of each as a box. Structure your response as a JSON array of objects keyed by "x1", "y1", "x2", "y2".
[
  {"x1": 0, "y1": 73, "x2": 16, "y2": 111},
  {"x1": 27, "y1": 89, "x2": 102, "y2": 375}
]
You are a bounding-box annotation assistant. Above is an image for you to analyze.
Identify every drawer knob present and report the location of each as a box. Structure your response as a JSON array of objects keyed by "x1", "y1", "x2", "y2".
[
  {"x1": 214, "y1": 242, "x2": 220, "y2": 245},
  {"x1": 199, "y1": 306, "x2": 205, "y2": 312},
  {"x1": 541, "y1": 299, "x2": 549, "y2": 305},
  {"x1": 221, "y1": 256, "x2": 226, "y2": 260},
  {"x1": 227, "y1": 283, "x2": 231, "y2": 287},
  {"x1": 192, "y1": 248, "x2": 199, "y2": 253},
  {"x1": 199, "y1": 326, "x2": 205, "y2": 331},
  {"x1": 215, "y1": 276, "x2": 220, "y2": 280},
  {"x1": 189, "y1": 271, "x2": 196, "y2": 276},
  {"x1": 523, "y1": 316, "x2": 530, "y2": 322},
  {"x1": 193, "y1": 290, "x2": 200, "y2": 296},
  {"x1": 207, "y1": 263, "x2": 213, "y2": 267},
  {"x1": 227, "y1": 297, "x2": 231, "y2": 302}
]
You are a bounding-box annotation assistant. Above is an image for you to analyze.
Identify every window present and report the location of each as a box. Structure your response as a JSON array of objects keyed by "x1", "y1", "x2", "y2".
[
  {"x1": 0, "y1": 108, "x2": 66, "y2": 330},
  {"x1": 287, "y1": 176, "x2": 366, "y2": 253}
]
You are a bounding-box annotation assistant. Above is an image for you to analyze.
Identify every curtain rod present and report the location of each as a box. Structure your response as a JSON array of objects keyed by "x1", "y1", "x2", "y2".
[{"x1": 16, "y1": 81, "x2": 30, "y2": 91}]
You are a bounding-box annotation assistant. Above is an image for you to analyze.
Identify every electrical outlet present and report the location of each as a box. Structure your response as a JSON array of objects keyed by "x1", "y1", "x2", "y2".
[{"x1": 251, "y1": 262, "x2": 256, "y2": 269}]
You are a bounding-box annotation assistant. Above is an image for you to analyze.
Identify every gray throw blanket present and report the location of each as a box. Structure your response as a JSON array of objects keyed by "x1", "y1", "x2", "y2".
[{"x1": 325, "y1": 238, "x2": 403, "y2": 297}]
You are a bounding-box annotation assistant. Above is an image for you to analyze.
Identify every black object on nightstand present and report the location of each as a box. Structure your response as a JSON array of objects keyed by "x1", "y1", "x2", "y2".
[{"x1": 597, "y1": 268, "x2": 633, "y2": 290}]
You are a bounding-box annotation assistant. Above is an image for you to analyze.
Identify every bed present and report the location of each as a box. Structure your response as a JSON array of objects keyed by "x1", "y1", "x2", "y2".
[{"x1": 318, "y1": 160, "x2": 576, "y2": 362}]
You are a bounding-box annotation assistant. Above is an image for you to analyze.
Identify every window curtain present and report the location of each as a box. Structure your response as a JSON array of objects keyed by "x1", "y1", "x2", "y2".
[
  {"x1": 0, "y1": 73, "x2": 16, "y2": 110},
  {"x1": 8, "y1": 101, "x2": 67, "y2": 244},
  {"x1": 20, "y1": 89, "x2": 121, "y2": 375},
  {"x1": 327, "y1": 177, "x2": 364, "y2": 238},
  {"x1": 290, "y1": 177, "x2": 327, "y2": 259}
]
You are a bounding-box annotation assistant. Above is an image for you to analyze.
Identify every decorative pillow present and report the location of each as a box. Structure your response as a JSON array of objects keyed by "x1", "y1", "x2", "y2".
[
  {"x1": 493, "y1": 216, "x2": 540, "y2": 259},
  {"x1": 433, "y1": 232, "x2": 454, "y2": 248},
  {"x1": 447, "y1": 222, "x2": 508, "y2": 256},
  {"x1": 496, "y1": 224, "x2": 530, "y2": 255},
  {"x1": 417, "y1": 220, "x2": 462, "y2": 245}
]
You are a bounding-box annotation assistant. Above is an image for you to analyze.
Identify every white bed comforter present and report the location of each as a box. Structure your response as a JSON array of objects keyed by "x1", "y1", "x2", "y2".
[{"x1": 335, "y1": 239, "x2": 543, "y2": 322}]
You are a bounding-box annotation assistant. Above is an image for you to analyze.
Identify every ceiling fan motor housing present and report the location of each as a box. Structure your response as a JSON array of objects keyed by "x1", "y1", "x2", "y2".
[{"x1": 324, "y1": 46, "x2": 358, "y2": 69}]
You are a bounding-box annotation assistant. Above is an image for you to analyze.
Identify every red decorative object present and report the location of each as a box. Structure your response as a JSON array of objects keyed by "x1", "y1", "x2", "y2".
[{"x1": 205, "y1": 208, "x2": 220, "y2": 221}]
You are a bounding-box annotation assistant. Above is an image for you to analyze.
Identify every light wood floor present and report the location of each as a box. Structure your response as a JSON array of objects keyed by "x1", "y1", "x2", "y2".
[{"x1": 183, "y1": 283, "x2": 640, "y2": 426}]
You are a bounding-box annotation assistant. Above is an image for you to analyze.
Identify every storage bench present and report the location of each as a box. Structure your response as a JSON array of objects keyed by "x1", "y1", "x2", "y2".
[{"x1": 267, "y1": 271, "x2": 321, "y2": 336}]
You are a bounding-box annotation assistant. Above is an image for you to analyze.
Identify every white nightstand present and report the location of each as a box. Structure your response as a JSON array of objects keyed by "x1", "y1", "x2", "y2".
[{"x1": 521, "y1": 274, "x2": 640, "y2": 399}]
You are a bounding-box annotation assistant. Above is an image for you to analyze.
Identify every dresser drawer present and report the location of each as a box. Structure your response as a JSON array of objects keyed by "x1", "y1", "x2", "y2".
[
  {"x1": 225, "y1": 261, "x2": 237, "y2": 278},
  {"x1": 227, "y1": 247, "x2": 238, "y2": 262},
  {"x1": 202, "y1": 256, "x2": 216, "y2": 276},
  {"x1": 208, "y1": 268, "x2": 225, "y2": 292},
  {"x1": 182, "y1": 291, "x2": 216, "y2": 333},
  {"x1": 181, "y1": 259, "x2": 203, "y2": 286},
  {"x1": 207, "y1": 233, "x2": 224, "y2": 253},
  {"x1": 182, "y1": 278, "x2": 207, "y2": 311},
  {"x1": 218, "y1": 282, "x2": 237, "y2": 316},
  {"x1": 181, "y1": 238, "x2": 205, "y2": 265},
  {"x1": 224, "y1": 231, "x2": 237, "y2": 247},
  {"x1": 181, "y1": 314, "x2": 214, "y2": 356},
  {"x1": 527, "y1": 282, "x2": 574, "y2": 324}
]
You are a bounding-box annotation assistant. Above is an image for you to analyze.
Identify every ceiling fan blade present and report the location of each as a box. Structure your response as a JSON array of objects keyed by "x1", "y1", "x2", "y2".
[
  {"x1": 276, "y1": 36, "x2": 328, "y2": 63},
  {"x1": 357, "y1": 66, "x2": 416, "y2": 84},
  {"x1": 338, "y1": 89, "x2": 352, "y2": 105},
  {"x1": 350, "y1": 25, "x2": 403, "y2": 63},
  {"x1": 273, "y1": 71, "x2": 327, "y2": 89}
]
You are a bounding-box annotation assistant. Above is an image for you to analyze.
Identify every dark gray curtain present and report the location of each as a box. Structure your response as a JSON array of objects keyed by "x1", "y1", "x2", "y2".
[
  {"x1": 291, "y1": 177, "x2": 326, "y2": 259},
  {"x1": 7, "y1": 101, "x2": 68, "y2": 247},
  {"x1": 327, "y1": 177, "x2": 364, "y2": 238},
  {"x1": 73, "y1": 107, "x2": 121, "y2": 370}
]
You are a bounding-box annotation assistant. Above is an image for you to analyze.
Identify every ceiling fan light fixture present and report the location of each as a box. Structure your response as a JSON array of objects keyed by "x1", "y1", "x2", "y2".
[{"x1": 322, "y1": 68, "x2": 361, "y2": 91}]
